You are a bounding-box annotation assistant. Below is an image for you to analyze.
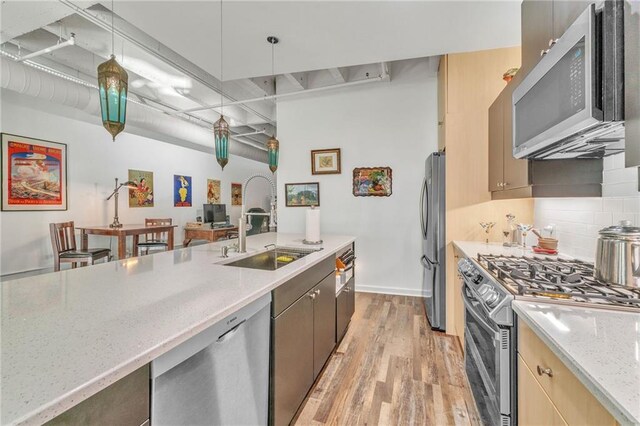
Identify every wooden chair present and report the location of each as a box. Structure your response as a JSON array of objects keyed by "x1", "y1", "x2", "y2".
[
  {"x1": 49, "y1": 221, "x2": 111, "y2": 272},
  {"x1": 137, "y1": 218, "x2": 172, "y2": 256}
]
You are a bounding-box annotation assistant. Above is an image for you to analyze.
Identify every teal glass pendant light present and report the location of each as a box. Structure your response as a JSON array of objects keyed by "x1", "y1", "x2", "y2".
[
  {"x1": 214, "y1": 115, "x2": 229, "y2": 169},
  {"x1": 266, "y1": 36, "x2": 280, "y2": 173},
  {"x1": 214, "y1": 0, "x2": 230, "y2": 170},
  {"x1": 97, "y1": 0, "x2": 128, "y2": 141},
  {"x1": 266, "y1": 135, "x2": 279, "y2": 173}
]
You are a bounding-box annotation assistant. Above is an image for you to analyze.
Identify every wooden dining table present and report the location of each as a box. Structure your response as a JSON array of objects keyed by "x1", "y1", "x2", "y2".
[{"x1": 77, "y1": 224, "x2": 177, "y2": 260}]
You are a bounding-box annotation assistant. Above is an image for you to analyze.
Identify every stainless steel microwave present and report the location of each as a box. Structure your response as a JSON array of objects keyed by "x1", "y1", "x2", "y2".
[{"x1": 513, "y1": 2, "x2": 624, "y2": 160}]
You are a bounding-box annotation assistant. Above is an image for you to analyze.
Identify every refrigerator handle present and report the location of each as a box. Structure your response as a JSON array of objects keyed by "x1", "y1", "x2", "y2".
[
  {"x1": 420, "y1": 255, "x2": 432, "y2": 270},
  {"x1": 420, "y1": 178, "x2": 428, "y2": 238}
]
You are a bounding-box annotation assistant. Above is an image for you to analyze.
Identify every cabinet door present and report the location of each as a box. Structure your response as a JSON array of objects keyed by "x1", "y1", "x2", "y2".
[
  {"x1": 488, "y1": 92, "x2": 504, "y2": 192},
  {"x1": 313, "y1": 274, "x2": 337, "y2": 379},
  {"x1": 438, "y1": 56, "x2": 448, "y2": 151},
  {"x1": 271, "y1": 294, "x2": 314, "y2": 426},
  {"x1": 553, "y1": 1, "x2": 593, "y2": 39},
  {"x1": 518, "y1": 356, "x2": 568, "y2": 426},
  {"x1": 452, "y1": 250, "x2": 465, "y2": 346},
  {"x1": 502, "y1": 77, "x2": 530, "y2": 190},
  {"x1": 521, "y1": 0, "x2": 554, "y2": 77}
]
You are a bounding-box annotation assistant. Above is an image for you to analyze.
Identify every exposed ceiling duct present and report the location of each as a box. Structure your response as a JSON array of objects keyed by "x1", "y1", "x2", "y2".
[{"x1": 0, "y1": 56, "x2": 268, "y2": 163}]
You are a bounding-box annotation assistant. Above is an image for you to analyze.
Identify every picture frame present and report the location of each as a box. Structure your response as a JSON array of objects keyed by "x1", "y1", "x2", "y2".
[
  {"x1": 285, "y1": 182, "x2": 320, "y2": 207},
  {"x1": 128, "y1": 169, "x2": 154, "y2": 207},
  {"x1": 1, "y1": 133, "x2": 68, "y2": 211},
  {"x1": 353, "y1": 167, "x2": 392, "y2": 197},
  {"x1": 311, "y1": 148, "x2": 341, "y2": 175},
  {"x1": 174, "y1": 174, "x2": 192, "y2": 207},
  {"x1": 231, "y1": 182, "x2": 242, "y2": 206},
  {"x1": 207, "y1": 179, "x2": 221, "y2": 204}
]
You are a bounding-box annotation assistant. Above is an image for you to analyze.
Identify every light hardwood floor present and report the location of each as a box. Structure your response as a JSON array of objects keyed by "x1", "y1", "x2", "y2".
[{"x1": 294, "y1": 292, "x2": 481, "y2": 426}]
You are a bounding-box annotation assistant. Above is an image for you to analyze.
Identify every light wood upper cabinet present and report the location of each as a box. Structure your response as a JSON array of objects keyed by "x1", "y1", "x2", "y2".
[
  {"x1": 488, "y1": 93, "x2": 504, "y2": 193},
  {"x1": 437, "y1": 56, "x2": 448, "y2": 151}
]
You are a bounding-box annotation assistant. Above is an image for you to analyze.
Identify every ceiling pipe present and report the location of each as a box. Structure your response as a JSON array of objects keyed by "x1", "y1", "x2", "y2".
[
  {"x1": 0, "y1": 56, "x2": 268, "y2": 162},
  {"x1": 172, "y1": 72, "x2": 390, "y2": 115},
  {"x1": 16, "y1": 33, "x2": 76, "y2": 62},
  {"x1": 233, "y1": 129, "x2": 266, "y2": 138}
]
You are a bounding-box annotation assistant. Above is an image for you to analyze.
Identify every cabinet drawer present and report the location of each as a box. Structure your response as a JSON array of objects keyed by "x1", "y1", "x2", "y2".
[
  {"x1": 518, "y1": 355, "x2": 567, "y2": 426},
  {"x1": 518, "y1": 321, "x2": 617, "y2": 426}
]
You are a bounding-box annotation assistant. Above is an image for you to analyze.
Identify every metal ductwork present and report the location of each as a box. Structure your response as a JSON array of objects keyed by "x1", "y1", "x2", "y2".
[{"x1": 0, "y1": 57, "x2": 268, "y2": 163}]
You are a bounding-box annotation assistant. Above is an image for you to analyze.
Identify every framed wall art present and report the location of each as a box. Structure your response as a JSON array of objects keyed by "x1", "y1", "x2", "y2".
[
  {"x1": 174, "y1": 174, "x2": 192, "y2": 207},
  {"x1": 285, "y1": 182, "x2": 320, "y2": 207},
  {"x1": 311, "y1": 148, "x2": 341, "y2": 175},
  {"x1": 1, "y1": 133, "x2": 68, "y2": 211},
  {"x1": 353, "y1": 167, "x2": 392, "y2": 197},
  {"x1": 231, "y1": 182, "x2": 242, "y2": 206},
  {"x1": 207, "y1": 178, "x2": 221, "y2": 203},
  {"x1": 128, "y1": 169, "x2": 154, "y2": 207}
]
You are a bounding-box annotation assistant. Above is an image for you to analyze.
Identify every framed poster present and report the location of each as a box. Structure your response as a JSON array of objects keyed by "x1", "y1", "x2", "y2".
[
  {"x1": 311, "y1": 148, "x2": 341, "y2": 174},
  {"x1": 207, "y1": 179, "x2": 221, "y2": 204},
  {"x1": 353, "y1": 167, "x2": 392, "y2": 197},
  {"x1": 128, "y1": 169, "x2": 154, "y2": 207},
  {"x1": 1, "y1": 133, "x2": 67, "y2": 211},
  {"x1": 285, "y1": 182, "x2": 320, "y2": 207},
  {"x1": 231, "y1": 182, "x2": 242, "y2": 206},
  {"x1": 174, "y1": 174, "x2": 192, "y2": 207}
]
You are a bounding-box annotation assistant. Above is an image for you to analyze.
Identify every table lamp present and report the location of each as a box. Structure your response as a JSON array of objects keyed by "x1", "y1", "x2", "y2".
[{"x1": 106, "y1": 178, "x2": 137, "y2": 228}]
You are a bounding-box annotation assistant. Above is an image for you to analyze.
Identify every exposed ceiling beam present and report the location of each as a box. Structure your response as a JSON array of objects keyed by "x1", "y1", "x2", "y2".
[
  {"x1": 328, "y1": 67, "x2": 347, "y2": 83},
  {"x1": 283, "y1": 72, "x2": 307, "y2": 90}
]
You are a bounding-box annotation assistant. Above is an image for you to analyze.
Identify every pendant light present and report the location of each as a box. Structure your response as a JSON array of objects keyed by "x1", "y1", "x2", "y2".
[
  {"x1": 214, "y1": 0, "x2": 230, "y2": 170},
  {"x1": 97, "y1": 0, "x2": 128, "y2": 141},
  {"x1": 266, "y1": 36, "x2": 280, "y2": 173}
]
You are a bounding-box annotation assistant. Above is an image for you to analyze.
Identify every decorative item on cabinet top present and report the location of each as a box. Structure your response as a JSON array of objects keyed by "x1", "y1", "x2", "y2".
[
  {"x1": 1, "y1": 133, "x2": 68, "y2": 211},
  {"x1": 311, "y1": 148, "x2": 341, "y2": 175},
  {"x1": 353, "y1": 167, "x2": 392, "y2": 197},
  {"x1": 285, "y1": 182, "x2": 320, "y2": 207}
]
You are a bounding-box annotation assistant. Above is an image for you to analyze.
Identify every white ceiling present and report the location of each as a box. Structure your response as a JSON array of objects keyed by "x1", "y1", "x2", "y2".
[{"x1": 108, "y1": 0, "x2": 522, "y2": 81}]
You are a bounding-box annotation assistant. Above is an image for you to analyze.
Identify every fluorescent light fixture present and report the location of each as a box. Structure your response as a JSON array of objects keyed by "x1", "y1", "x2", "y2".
[{"x1": 17, "y1": 34, "x2": 76, "y2": 62}]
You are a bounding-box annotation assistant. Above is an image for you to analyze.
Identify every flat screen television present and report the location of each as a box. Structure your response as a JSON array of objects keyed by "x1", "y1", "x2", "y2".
[{"x1": 203, "y1": 203, "x2": 227, "y2": 224}]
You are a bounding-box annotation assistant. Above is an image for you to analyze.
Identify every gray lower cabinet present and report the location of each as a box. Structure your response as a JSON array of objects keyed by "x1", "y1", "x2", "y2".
[
  {"x1": 336, "y1": 277, "x2": 355, "y2": 343},
  {"x1": 270, "y1": 256, "x2": 336, "y2": 426},
  {"x1": 45, "y1": 365, "x2": 150, "y2": 426}
]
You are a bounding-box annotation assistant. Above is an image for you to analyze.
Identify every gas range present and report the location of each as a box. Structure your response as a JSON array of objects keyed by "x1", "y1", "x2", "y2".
[{"x1": 475, "y1": 254, "x2": 640, "y2": 311}]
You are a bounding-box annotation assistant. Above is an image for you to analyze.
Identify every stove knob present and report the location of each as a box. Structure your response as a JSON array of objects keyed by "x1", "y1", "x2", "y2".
[
  {"x1": 485, "y1": 290, "x2": 501, "y2": 308},
  {"x1": 472, "y1": 274, "x2": 484, "y2": 284}
]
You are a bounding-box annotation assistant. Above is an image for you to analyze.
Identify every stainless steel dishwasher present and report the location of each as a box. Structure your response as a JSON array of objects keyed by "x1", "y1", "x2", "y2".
[{"x1": 150, "y1": 293, "x2": 271, "y2": 425}]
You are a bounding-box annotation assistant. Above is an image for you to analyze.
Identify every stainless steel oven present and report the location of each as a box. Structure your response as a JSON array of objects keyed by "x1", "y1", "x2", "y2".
[
  {"x1": 513, "y1": 2, "x2": 624, "y2": 160},
  {"x1": 458, "y1": 258, "x2": 516, "y2": 426}
]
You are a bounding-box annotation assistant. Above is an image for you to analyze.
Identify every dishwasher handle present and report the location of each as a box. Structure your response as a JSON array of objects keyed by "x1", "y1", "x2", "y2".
[{"x1": 217, "y1": 319, "x2": 246, "y2": 343}]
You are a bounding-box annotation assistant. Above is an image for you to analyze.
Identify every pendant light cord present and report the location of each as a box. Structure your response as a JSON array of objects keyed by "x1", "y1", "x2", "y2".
[
  {"x1": 220, "y1": 0, "x2": 224, "y2": 116},
  {"x1": 111, "y1": 0, "x2": 114, "y2": 56}
]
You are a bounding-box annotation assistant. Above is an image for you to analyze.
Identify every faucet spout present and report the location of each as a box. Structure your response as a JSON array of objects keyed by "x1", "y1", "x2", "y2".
[{"x1": 239, "y1": 174, "x2": 277, "y2": 253}]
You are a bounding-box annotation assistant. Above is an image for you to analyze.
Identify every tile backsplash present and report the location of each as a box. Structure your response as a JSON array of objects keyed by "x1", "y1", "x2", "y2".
[{"x1": 533, "y1": 153, "x2": 639, "y2": 261}]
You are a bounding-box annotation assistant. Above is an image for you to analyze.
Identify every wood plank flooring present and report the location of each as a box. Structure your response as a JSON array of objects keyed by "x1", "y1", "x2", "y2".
[{"x1": 294, "y1": 293, "x2": 481, "y2": 426}]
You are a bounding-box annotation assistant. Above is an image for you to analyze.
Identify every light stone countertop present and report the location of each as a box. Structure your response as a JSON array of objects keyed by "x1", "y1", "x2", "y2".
[
  {"x1": 1, "y1": 232, "x2": 355, "y2": 426},
  {"x1": 453, "y1": 241, "x2": 639, "y2": 425},
  {"x1": 513, "y1": 301, "x2": 640, "y2": 425}
]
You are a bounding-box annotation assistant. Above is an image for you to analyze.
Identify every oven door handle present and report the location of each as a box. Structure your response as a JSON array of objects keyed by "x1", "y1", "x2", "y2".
[{"x1": 462, "y1": 285, "x2": 498, "y2": 336}]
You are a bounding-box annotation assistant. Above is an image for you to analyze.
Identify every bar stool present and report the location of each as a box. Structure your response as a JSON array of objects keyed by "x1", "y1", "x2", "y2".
[
  {"x1": 137, "y1": 218, "x2": 172, "y2": 256},
  {"x1": 49, "y1": 221, "x2": 111, "y2": 271}
]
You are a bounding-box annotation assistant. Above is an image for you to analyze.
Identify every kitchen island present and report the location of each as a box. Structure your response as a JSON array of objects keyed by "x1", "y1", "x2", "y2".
[{"x1": 1, "y1": 233, "x2": 355, "y2": 426}]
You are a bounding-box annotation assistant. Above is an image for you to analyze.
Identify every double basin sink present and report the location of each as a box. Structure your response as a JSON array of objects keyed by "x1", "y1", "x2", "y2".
[{"x1": 223, "y1": 246, "x2": 322, "y2": 271}]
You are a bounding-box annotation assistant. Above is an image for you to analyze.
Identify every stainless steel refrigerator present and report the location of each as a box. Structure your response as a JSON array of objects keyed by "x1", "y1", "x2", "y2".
[{"x1": 420, "y1": 152, "x2": 446, "y2": 331}]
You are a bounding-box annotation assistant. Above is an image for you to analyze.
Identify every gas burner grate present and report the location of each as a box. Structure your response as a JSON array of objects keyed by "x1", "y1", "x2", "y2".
[{"x1": 476, "y1": 254, "x2": 640, "y2": 309}]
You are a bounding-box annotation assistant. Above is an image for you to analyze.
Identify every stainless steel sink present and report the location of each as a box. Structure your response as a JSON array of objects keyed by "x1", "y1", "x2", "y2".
[{"x1": 223, "y1": 247, "x2": 322, "y2": 271}]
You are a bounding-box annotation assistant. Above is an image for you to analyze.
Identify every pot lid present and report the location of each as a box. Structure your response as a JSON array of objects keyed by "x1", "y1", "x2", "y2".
[{"x1": 599, "y1": 220, "x2": 640, "y2": 237}]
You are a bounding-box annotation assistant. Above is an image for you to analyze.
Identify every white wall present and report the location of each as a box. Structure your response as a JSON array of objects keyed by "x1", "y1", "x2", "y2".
[
  {"x1": 276, "y1": 59, "x2": 437, "y2": 296},
  {"x1": 0, "y1": 90, "x2": 273, "y2": 275},
  {"x1": 534, "y1": 153, "x2": 640, "y2": 261}
]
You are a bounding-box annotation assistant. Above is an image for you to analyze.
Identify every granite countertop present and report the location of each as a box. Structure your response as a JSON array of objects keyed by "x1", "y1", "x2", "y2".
[
  {"x1": 514, "y1": 301, "x2": 640, "y2": 425},
  {"x1": 1, "y1": 233, "x2": 355, "y2": 426},
  {"x1": 453, "y1": 241, "x2": 639, "y2": 424}
]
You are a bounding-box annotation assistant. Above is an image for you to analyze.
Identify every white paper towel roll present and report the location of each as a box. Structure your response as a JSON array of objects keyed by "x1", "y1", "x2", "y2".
[{"x1": 305, "y1": 208, "x2": 321, "y2": 242}]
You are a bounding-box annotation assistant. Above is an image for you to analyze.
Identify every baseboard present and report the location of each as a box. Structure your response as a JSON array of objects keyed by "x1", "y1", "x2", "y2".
[{"x1": 355, "y1": 284, "x2": 427, "y2": 298}]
